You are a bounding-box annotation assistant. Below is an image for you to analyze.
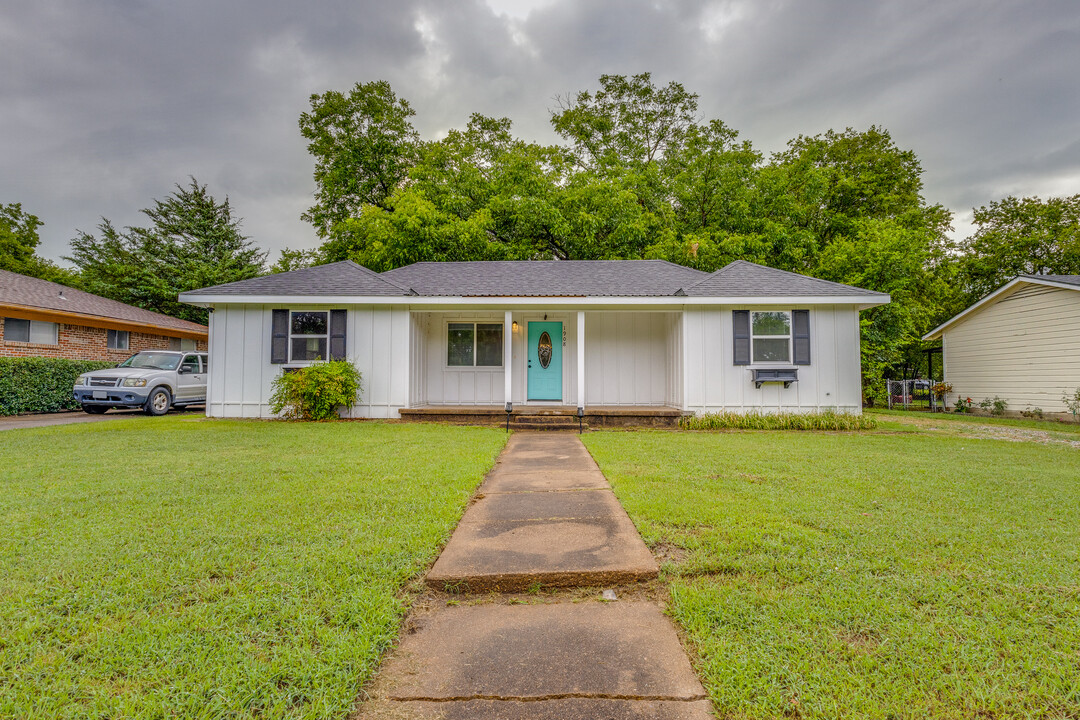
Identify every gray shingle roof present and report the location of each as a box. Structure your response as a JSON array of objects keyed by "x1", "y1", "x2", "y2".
[
  {"x1": 180, "y1": 258, "x2": 885, "y2": 300},
  {"x1": 1, "y1": 269, "x2": 207, "y2": 334},
  {"x1": 179, "y1": 260, "x2": 411, "y2": 297},
  {"x1": 683, "y1": 260, "x2": 889, "y2": 298},
  {"x1": 1023, "y1": 274, "x2": 1080, "y2": 287},
  {"x1": 381, "y1": 260, "x2": 709, "y2": 297}
]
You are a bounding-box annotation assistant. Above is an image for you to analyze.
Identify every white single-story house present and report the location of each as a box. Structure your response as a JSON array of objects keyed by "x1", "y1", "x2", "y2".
[
  {"x1": 178, "y1": 259, "x2": 888, "y2": 421},
  {"x1": 923, "y1": 274, "x2": 1080, "y2": 415}
]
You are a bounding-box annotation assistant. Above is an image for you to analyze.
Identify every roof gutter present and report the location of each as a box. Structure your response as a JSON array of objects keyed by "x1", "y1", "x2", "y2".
[{"x1": 179, "y1": 293, "x2": 890, "y2": 309}]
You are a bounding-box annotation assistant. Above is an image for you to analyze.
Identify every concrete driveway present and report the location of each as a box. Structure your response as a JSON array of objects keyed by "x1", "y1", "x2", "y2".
[{"x1": 0, "y1": 407, "x2": 203, "y2": 431}]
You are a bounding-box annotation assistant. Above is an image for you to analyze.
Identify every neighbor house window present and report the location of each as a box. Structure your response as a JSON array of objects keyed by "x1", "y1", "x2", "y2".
[
  {"x1": 290, "y1": 311, "x2": 328, "y2": 361},
  {"x1": 107, "y1": 329, "x2": 129, "y2": 350},
  {"x1": 3, "y1": 318, "x2": 58, "y2": 345},
  {"x1": 447, "y1": 322, "x2": 503, "y2": 367},
  {"x1": 168, "y1": 337, "x2": 198, "y2": 351},
  {"x1": 751, "y1": 311, "x2": 790, "y2": 363}
]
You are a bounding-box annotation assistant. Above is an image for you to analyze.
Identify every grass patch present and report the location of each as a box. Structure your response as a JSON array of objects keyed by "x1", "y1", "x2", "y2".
[
  {"x1": 681, "y1": 410, "x2": 876, "y2": 431},
  {"x1": 582, "y1": 429, "x2": 1080, "y2": 718},
  {"x1": 0, "y1": 418, "x2": 506, "y2": 719}
]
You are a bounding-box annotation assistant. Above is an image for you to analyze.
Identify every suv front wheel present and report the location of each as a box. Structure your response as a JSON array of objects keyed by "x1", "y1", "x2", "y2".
[{"x1": 144, "y1": 387, "x2": 172, "y2": 416}]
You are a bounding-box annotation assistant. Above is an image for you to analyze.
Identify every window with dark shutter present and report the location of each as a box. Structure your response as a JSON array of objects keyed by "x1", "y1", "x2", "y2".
[
  {"x1": 329, "y1": 309, "x2": 347, "y2": 361},
  {"x1": 792, "y1": 309, "x2": 811, "y2": 365},
  {"x1": 732, "y1": 310, "x2": 750, "y2": 365},
  {"x1": 271, "y1": 309, "x2": 289, "y2": 364}
]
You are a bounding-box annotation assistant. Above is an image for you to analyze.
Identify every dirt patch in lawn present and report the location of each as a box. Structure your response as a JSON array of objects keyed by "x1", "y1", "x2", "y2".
[{"x1": 889, "y1": 415, "x2": 1080, "y2": 449}]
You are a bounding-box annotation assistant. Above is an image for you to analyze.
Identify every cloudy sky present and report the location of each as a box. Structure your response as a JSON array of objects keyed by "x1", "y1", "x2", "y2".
[{"x1": 3, "y1": 0, "x2": 1077, "y2": 265}]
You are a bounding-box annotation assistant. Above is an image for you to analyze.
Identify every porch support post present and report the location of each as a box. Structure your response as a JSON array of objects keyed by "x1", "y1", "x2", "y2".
[
  {"x1": 503, "y1": 310, "x2": 513, "y2": 408},
  {"x1": 576, "y1": 310, "x2": 585, "y2": 410}
]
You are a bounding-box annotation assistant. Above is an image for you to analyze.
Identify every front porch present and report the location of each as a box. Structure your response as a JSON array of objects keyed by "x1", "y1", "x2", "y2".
[
  {"x1": 399, "y1": 404, "x2": 688, "y2": 428},
  {"x1": 408, "y1": 309, "x2": 684, "y2": 413}
]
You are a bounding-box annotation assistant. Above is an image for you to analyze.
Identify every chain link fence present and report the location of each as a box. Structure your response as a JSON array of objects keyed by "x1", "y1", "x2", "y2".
[{"x1": 886, "y1": 379, "x2": 939, "y2": 411}]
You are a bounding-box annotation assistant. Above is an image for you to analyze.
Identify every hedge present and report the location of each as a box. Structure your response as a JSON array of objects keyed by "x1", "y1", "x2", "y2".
[{"x1": 0, "y1": 357, "x2": 117, "y2": 415}]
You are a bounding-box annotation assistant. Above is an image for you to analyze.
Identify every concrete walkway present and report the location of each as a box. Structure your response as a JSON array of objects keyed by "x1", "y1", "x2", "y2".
[{"x1": 358, "y1": 433, "x2": 714, "y2": 719}]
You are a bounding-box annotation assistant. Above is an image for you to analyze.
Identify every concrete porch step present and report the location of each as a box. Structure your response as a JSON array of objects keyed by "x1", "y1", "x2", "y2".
[
  {"x1": 507, "y1": 420, "x2": 586, "y2": 432},
  {"x1": 399, "y1": 405, "x2": 687, "y2": 427}
]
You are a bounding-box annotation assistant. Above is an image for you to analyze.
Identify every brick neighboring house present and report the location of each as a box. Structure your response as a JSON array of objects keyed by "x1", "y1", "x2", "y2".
[{"x1": 0, "y1": 269, "x2": 207, "y2": 361}]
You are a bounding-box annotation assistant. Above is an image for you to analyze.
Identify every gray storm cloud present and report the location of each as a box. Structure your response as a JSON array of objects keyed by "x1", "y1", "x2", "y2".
[{"x1": 1, "y1": 0, "x2": 1077, "y2": 262}]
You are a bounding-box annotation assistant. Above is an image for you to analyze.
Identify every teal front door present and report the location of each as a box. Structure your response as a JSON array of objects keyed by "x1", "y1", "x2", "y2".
[{"x1": 527, "y1": 321, "x2": 562, "y2": 401}]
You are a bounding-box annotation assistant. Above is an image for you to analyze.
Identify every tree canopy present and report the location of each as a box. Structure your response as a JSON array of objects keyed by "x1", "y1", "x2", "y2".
[
  {"x1": 66, "y1": 179, "x2": 266, "y2": 324},
  {"x1": 957, "y1": 194, "x2": 1080, "y2": 302},
  {"x1": 0, "y1": 203, "x2": 81, "y2": 286}
]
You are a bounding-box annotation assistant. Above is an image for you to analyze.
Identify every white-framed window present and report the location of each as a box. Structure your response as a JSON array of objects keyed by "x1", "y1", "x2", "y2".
[
  {"x1": 107, "y1": 329, "x2": 129, "y2": 350},
  {"x1": 447, "y1": 322, "x2": 503, "y2": 367},
  {"x1": 3, "y1": 317, "x2": 58, "y2": 345},
  {"x1": 290, "y1": 311, "x2": 328, "y2": 362},
  {"x1": 751, "y1": 311, "x2": 791, "y2": 363}
]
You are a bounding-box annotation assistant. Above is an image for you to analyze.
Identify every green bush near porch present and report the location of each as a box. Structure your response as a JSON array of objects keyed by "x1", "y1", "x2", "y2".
[{"x1": 0, "y1": 357, "x2": 115, "y2": 415}]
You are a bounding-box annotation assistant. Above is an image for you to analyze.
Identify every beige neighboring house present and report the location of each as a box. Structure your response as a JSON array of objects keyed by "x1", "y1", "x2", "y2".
[{"x1": 923, "y1": 274, "x2": 1080, "y2": 415}]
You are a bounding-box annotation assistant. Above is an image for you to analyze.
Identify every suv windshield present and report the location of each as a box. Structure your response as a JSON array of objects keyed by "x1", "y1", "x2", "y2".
[{"x1": 118, "y1": 352, "x2": 181, "y2": 371}]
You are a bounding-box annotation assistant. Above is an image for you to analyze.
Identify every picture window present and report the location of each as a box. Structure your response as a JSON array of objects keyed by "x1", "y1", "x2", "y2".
[{"x1": 447, "y1": 322, "x2": 503, "y2": 367}]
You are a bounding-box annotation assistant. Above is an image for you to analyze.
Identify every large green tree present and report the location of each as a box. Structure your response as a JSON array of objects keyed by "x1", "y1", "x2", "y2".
[
  {"x1": 300, "y1": 81, "x2": 420, "y2": 241},
  {"x1": 957, "y1": 194, "x2": 1080, "y2": 302},
  {"x1": 0, "y1": 203, "x2": 81, "y2": 286},
  {"x1": 66, "y1": 179, "x2": 266, "y2": 324}
]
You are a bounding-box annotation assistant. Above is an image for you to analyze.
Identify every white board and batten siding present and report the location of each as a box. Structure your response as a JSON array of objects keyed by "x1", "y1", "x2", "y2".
[
  {"x1": 583, "y1": 311, "x2": 681, "y2": 407},
  {"x1": 412, "y1": 310, "x2": 681, "y2": 407},
  {"x1": 207, "y1": 304, "x2": 864, "y2": 417},
  {"x1": 942, "y1": 284, "x2": 1080, "y2": 413},
  {"x1": 206, "y1": 304, "x2": 410, "y2": 419},
  {"x1": 683, "y1": 305, "x2": 864, "y2": 414}
]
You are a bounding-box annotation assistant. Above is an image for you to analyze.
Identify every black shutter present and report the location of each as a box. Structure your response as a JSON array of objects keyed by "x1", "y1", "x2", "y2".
[
  {"x1": 271, "y1": 309, "x2": 289, "y2": 364},
  {"x1": 329, "y1": 309, "x2": 347, "y2": 361},
  {"x1": 793, "y1": 309, "x2": 811, "y2": 365},
  {"x1": 733, "y1": 310, "x2": 750, "y2": 365}
]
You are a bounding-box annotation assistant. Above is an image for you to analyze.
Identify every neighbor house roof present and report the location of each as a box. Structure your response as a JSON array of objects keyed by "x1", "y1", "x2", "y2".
[
  {"x1": 1, "y1": 269, "x2": 207, "y2": 338},
  {"x1": 1032, "y1": 274, "x2": 1080, "y2": 287},
  {"x1": 923, "y1": 274, "x2": 1080, "y2": 341},
  {"x1": 180, "y1": 258, "x2": 888, "y2": 307}
]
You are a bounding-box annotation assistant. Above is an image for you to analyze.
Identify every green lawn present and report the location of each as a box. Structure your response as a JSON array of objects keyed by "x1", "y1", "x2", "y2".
[
  {"x1": 583, "y1": 421, "x2": 1080, "y2": 719},
  {"x1": 0, "y1": 418, "x2": 506, "y2": 719}
]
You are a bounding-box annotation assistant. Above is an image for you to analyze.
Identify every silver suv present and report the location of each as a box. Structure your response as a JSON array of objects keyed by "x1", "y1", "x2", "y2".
[{"x1": 73, "y1": 350, "x2": 208, "y2": 415}]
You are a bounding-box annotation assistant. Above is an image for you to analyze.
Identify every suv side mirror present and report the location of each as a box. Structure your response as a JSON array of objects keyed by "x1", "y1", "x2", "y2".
[{"x1": 178, "y1": 366, "x2": 191, "y2": 374}]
